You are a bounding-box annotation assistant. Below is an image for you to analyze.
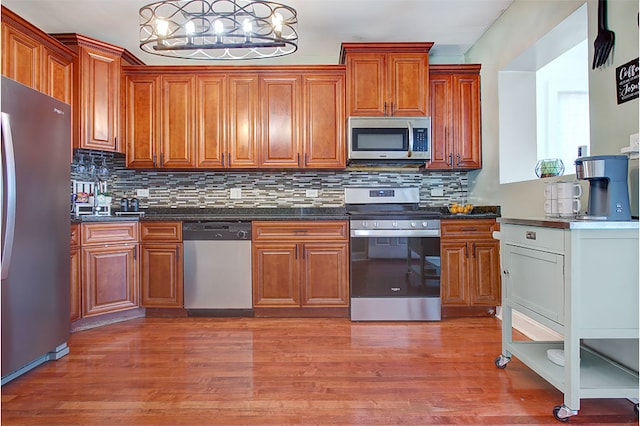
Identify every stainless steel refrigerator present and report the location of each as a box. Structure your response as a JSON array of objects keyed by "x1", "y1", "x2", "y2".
[{"x1": 1, "y1": 76, "x2": 71, "y2": 384}]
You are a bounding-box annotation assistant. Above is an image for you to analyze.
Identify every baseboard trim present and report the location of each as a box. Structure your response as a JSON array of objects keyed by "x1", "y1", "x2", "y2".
[{"x1": 496, "y1": 306, "x2": 563, "y2": 341}]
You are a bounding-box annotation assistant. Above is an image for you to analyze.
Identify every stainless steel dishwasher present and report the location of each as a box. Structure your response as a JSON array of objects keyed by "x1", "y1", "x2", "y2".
[{"x1": 183, "y1": 221, "x2": 253, "y2": 314}]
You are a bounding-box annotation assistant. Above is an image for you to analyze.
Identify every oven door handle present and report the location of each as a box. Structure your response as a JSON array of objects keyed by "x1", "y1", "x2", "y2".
[{"x1": 350, "y1": 229, "x2": 440, "y2": 237}]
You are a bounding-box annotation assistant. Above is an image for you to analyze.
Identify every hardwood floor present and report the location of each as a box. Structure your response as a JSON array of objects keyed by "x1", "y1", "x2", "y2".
[{"x1": 1, "y1": 317, "x2": 637, "y2": 425}]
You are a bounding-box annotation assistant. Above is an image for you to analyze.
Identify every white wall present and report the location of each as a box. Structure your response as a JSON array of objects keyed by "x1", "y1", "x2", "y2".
[
  {"x1": 465, "y1": 0, "x2": 639, "y2": 216},
  {"x1": 466, "y1": 0, "x2": 639, "y2": 370}
]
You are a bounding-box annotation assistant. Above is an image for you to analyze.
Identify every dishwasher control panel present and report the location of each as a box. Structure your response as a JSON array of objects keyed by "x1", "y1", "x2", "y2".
[{"x1": 182, "y1": 221, "x2": 252, "y2": 240}]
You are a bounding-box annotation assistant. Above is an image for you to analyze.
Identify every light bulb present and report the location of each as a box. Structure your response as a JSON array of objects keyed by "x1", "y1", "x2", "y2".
[
  {"x1": 243, "y1": 18, "x2": 252, "y2": 34},
  {"x1": 156, "y1": 19, "x2": 169, "y2": 37},
  {"x1": 185, "y1": 21, "x2": 195, "y2": 35},
  {"x1": 214, "y1": 20, "x2": 224, "y2": 34},
  {"x1": 272, "y1": 13, "x2": 283, "y2": 37}
]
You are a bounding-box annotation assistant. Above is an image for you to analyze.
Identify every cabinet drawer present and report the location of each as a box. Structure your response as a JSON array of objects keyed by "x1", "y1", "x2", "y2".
[
  {"x1": 70, "y1": 223, "x2": 80, "y2": 246},
  {"x1": 81, "y1": 222, "x2": 139, "y2": 245},
  {"x1": 503, "y1": 224, "x2": 564, "y2": 252},
  {"x1": 253, "y1": 221, "x2": 348, "y2": 241},
  {"x1": 140, "y1": 221, "x2": 182, "y2": 242},
  {"x1": 441, "y1": 219, "x2": 498, "y2": 239}
]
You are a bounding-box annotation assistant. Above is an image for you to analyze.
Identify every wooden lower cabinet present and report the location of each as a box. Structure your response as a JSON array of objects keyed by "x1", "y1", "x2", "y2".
[
  {"x1": 70, "y1": 224, "x2": 81, "y2": 322},
  {"x1": 440, "y1": 219, "x2": 500, "y2": 316},
  {"x1": 140, "y1": 222, "x2": 183, "y2": 308},
  {"x1": 252, "y1": 221, "x2": 349, "y2": 314},
  {"x1": 80, "y1": 222, "x2": 139, "y2": 318},
  {"x1": 81, "y1": 243, "x2": 138, "y2": 317}
]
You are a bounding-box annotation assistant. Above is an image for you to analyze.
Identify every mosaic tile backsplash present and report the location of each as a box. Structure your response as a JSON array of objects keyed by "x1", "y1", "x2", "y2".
[{"x1": 71, "y1": 150, "x2": 469, "y2": 209}]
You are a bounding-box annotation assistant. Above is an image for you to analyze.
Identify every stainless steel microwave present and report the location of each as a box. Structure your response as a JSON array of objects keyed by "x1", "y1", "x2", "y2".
[{"x1": 348, "y1": 116, "x2": 431, "y2": 161}]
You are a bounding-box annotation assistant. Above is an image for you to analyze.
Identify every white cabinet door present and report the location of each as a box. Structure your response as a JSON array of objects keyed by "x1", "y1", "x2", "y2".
[{"x1": 504, "y1": 244, "x2": 565, "y2": 326}]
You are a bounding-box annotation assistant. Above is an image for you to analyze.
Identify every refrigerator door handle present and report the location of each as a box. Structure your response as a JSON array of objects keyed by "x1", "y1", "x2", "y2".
[{"x1": 1, "y1": 112, "x2": 17, "y2": 280}]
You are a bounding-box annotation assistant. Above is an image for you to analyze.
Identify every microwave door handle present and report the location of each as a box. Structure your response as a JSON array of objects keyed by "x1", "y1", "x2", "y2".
[{"x1": 407, "y1": 121, "x2": 413, "y2": 157}]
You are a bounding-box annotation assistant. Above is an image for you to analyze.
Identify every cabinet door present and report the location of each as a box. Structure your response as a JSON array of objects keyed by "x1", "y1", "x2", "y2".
[
  {"x1": 82, "y1": 244, "x2": 138, "y2": 317},
  {"x1": 252, "y1": 242, "x2": 299, "y2": 307},
  {"x1": 70, "y1": 245, "x2": 81, "y2": 322},
  {"x1": 228, "y1": 74, "x2": 259, "y2": 168},
  {"x1": 453, "y1": 74, "x2": 482, "y2": 169},
  {"x1": 260, "y1": 74, "x2": 300, "y2": 168},
  {"x1": 440, "y1": 241, "x2": 468, "y2": 305},
  {"x1": 345, "y1": 53, "x2": 386, "y2": 116},
  {"x1": 302, "y1": 74, "x2": 345, "y2": 168},
  {"x1": 160, "y1": 75, "x2": 196, "y2": 168},
  {"x1": 80, "y1": 47, "x2": 120, "y2": 152},
  {"x1": 42, "y1": 49, "x2": 72, "y2": 104},
  {"x1": 388, "y1": 53, "x2": 428, "y2": 116},
  {"x1": 427, "y1": 74, "x2": 453, "y2": 169},
  {"x1": 197, "y1": 75, "x2": 226, "y2": 168},
  {"x1": 504, "y1": 244, "x2": 565, "y2": 325},
  {"x1": 1, "y1": 23, "x2": 41, "y2": 90},
  {"x1": 469, "y1": 240, "x2": 501, "y2": 305},
  {"x1": 301, "y1": 242, "x2": 349, "y2": 307},
  {"x1": 125, "y1": 74, "x2": 158, "y2": 168},
  {"x1": 141, "y1": 243, "x2": 183, "y2": 308}
]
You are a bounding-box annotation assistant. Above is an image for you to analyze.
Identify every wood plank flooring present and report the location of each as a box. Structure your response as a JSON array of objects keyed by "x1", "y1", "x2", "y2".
[{"x1": 1, "y1": 317, "x2": 637, "y2": 425}]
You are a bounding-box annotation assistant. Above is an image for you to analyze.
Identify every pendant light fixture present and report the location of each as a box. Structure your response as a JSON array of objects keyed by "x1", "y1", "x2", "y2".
[{"x1": 139, "y1": 0, "x2": 298, "y2": 60}]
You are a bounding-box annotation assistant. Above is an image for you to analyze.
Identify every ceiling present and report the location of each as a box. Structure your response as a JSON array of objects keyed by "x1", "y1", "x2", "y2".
[{"x1": 2, "y1": 0, "x2": 514, "y2": 66}]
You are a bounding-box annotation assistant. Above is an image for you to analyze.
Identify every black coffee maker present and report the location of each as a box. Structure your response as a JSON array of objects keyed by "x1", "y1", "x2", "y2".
[{"x1": 575, "y1": 155, "x2": 631, "y2": 221}]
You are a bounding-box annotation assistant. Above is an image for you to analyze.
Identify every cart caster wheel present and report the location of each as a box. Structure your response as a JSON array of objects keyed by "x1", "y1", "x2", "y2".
[
  {"x1": 553, "y1": 406, "x2": 569, "y2": 422},
  {"x1": 495, "y1": 355, "x2": 510, "y2": 369},
  {"x1": 553, "y1": 405, "x2": 577, "y2": 422}
]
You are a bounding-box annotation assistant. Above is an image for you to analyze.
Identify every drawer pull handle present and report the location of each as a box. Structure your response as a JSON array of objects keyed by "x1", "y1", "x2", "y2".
[
  {"x1": 526, "y1": 231, "x2": 537, "y2": 240},
  {"x1": 460, "y1": 227, "x2": 477, "y2": 232},
  {"x1": 391, "y1": 287, "x2": 401, "y2": 292}
]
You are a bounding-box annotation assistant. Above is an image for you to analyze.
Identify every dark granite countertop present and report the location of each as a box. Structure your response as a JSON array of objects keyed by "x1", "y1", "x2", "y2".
[
  {"x1": 72, "y1": 207, "x2": 349, "y2": 223},
  {"x1": 71, "y1": 205, "x2": 500, "y2": 223}
]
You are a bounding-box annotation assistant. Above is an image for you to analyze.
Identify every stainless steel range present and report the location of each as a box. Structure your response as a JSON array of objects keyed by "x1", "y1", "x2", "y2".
[{"x1": 346, "y1": 187, "x2": 441, "y2": 321}]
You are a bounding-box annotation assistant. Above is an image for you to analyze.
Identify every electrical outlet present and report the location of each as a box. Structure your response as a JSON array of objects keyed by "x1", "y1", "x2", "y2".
[
  {"x1": 430, "y1": 188, "x2": 444, "y2": 197},
  {"x1": 306, "y1": 189, "x2": 319, "y2": 198},
  {"x1": 230, "y1": 188, "x2": 242, "y2": 199},
  {"x1": 136, "y1": 188, "x2": 149, "y2": 197}
]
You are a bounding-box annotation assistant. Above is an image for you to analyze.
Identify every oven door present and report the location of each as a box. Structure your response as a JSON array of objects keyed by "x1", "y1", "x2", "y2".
[{"x1": 349, "y1": 228, "x2": 441, "y2": 320}]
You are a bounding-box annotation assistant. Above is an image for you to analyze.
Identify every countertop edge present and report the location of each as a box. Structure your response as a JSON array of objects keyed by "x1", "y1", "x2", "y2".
[{"x1": 499, "y1": 217, "x2": 640, "y2": 230}]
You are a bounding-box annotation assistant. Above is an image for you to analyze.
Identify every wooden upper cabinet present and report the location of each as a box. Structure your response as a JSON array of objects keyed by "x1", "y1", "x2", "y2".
[
  {"x1": 344, "y1": 53, "x2": 385, "y2": 116},
  {"x1": 340, "y1": 43, "x2": 432, "y2": 117},
  {"x1": 43, "y1": 49, "x2": 73, "y2": 104},
  {"x1": 125, "y1": 74, "x2": 159, "y2": 168},
  {"x1": 82, "y1": 46, "x2": 120, "y2": 151},
  {"x1": 1, "y1": 7, "x2": 74, "y2": 104},
  {"x1": 54, "y1": 33, "x2": 143, "y2": 154},
  {"x1": 302, "y1": 73, "x2": 345, "y2": 168},
  {"x1": 2, "y1": 22, "x2": 41, "y2": 90},
  {"x1": 160, "y1": 75, "x2": 196, "y2": 168},
  {"x1": 388, "y1": 53, "x2": 428, "y2": 116},
  {"x1": 227, "y1": 74, "x2": 260, "y2": 168},
  {"x1": 260, "y1": 74, "x2": 301, "y2": 168},
  {"x1": 122, "y1": 66, "x2": 344, "y2": 170},
  {"x1": 197, "y1": 75, "x2": 226, "y2": 168},
  {"x1": 427, "y1": 64, "x2": 482, "y2": 170}
]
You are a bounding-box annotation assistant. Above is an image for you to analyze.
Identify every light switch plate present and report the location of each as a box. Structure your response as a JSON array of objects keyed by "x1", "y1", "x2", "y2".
[
  {"x1": 136, "y1": 188, "x2": 150, "y2": 197},
  {"x1": 230, "y1": 188, "x2": 242, "y2": 199}
]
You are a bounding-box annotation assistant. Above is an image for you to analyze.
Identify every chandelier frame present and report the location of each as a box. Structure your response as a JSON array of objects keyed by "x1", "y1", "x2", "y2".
[{"x1": 139, "y1": 0, "x2": 298, "y2": 60}]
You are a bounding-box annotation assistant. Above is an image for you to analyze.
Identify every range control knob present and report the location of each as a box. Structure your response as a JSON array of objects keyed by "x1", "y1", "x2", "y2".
[
  {"x1": 410, "y1": 221, "x2": 418, "y2": 228},
  {"x1": 422, "y1": 221, "x2": 430, "y2": 228},
  {"x1": 236, "y1": 230, "x2": 248, "y2": 240}
]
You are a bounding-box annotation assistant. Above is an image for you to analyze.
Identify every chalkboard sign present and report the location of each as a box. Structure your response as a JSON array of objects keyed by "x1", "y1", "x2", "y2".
[{"x1": 616, "y1": 57, "x2": 639, "y2": 104}]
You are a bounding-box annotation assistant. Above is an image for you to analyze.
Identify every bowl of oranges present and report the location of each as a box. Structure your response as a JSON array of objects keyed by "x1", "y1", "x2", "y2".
[{"x1": 448, "y1": 202, "x2": 473, "y2": 215}]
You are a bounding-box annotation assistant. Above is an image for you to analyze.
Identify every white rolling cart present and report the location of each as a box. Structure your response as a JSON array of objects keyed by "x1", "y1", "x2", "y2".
[{"x1": 495, "y1": 218, "x2": 639, "y2": 422}]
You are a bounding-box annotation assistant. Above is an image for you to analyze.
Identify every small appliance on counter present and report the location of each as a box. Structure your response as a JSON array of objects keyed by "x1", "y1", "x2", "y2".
[
  {"x1": 72, "y1": 180, "x2": 111, "y2": 217},
  {"x1": 575, "y1": 155, "x2": 631, "y2": 221}
]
